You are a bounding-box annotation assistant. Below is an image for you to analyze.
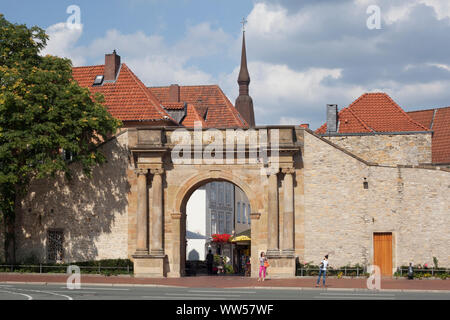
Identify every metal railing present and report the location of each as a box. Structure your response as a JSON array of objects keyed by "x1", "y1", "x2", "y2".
[
  {"x1": 0, "y1": 264, "x2": 133, "y2": 274},
  {"x1": 296, "y1": 267, "x2": 366, "y2": 277},
  {"x1": 396, "y1": 267, "x2": 449, "y2": 277},
  {"x1": 296, "y1": 266, "x2": 449, "y2": 277}
]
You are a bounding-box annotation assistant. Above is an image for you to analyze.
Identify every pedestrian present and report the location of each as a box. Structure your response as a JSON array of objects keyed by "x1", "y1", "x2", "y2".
[
  {"x1": 258, "y1": 251, "x2": 268, "y2": 282},
  {"x1": 206, "y1": 250, "x2": 214, "y2": 275},
  {"x1": 407, "y1": 263, "x2": 414, "y2": 280},
  {"x1": 315, "y1": 255, "x2": 329, "y2": 287}
]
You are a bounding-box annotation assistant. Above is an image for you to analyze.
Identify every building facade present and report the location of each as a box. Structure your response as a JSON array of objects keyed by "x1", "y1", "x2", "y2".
[{"x1": 185, "y1": 182, "x2": 250, "y2": 262}]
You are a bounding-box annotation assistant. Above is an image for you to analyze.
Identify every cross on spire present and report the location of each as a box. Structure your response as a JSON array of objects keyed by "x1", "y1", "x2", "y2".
[{"x1": 241, "y1": 17, "x2": 247, "y2": 32}]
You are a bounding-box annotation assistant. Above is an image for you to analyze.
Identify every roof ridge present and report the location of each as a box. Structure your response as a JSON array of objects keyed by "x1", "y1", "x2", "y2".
[
  {"x1": 72, "y1": 64, "x2": 104, "y2": 69},
  {"x1": 408, "y1": 105, "x2": 450, "y2": 112},
  {"x1": 148, "y1": 84, "x2": 219, "y2": 89}
]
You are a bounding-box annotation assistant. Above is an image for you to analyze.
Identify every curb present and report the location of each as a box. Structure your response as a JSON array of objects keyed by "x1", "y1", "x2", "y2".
[
  {"x1": 238, "y1": 286, "x2": 450, "y2": 293},
  {"x1": 1, "y1": 281, "x2": 449, "y2": 293}
]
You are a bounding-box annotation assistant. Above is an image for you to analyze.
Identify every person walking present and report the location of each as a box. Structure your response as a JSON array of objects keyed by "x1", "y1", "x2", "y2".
[
  {"x1": 315, "y1": 255, "x2": 329, "y2": 287},
  {"x1": 407, "y1": 263, "x2": 414, "y2": 280},
  {"x1": 206, "y1": 250, "x2": 214, "y2": 275},
  {"x1": 258, "y1": 251, "x2": 268, "y2": 282}
]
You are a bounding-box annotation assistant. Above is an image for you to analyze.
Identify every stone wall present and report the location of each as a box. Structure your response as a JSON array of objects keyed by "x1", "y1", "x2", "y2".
[
  {"x1": 14, "y1": 132, "x2": 130, "y2": 263},
  {"x1": 323, "y1": 133, "x2": 432, "y2": 166},
  {"x1": 302, "y1": 131, "x2": 450, "y2": 269}
]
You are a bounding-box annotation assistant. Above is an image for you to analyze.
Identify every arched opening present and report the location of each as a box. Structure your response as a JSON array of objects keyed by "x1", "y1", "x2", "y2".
[{"x1": 179, "y1": 178, "x2": 253, "y2": 277}]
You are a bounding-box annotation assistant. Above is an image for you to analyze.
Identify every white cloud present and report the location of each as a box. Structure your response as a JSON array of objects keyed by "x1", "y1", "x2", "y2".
[
  {"x1": 40, "y1": 22, "x2": 85, "y2": 66},
  {"x1": 41, "y1": 21, "x2": 228, "y2": 86},
  {"x1": 246, "y1": 2, "x2": 310, "y2": 38},
  {"x1": 221, "y1": 61, "x2": 364, "y2": 127}
]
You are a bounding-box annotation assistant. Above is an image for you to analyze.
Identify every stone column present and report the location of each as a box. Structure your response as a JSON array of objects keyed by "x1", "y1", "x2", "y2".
[
  {"x1": 135, "y1": 168, "x2": 148, "y2": 254},
  {"x1": 267, "y1": 170, "x2": 280, "y2": 255},
  {"x1": 150, "y1": 168, "x2": 164, "y2": 256},
  {"x1": 282, "y1": 167, "x2": 295, "y2": 253}
]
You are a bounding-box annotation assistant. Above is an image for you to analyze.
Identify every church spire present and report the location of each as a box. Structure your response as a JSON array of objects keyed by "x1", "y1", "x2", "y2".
[{"x1": 235, "y1": 20, "x2": 255, "y2": 128}]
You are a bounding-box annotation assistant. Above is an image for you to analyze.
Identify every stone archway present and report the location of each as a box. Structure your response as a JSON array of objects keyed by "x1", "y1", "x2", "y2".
[{"x1": 174, "y1": 171, "x2": 258, "y2": 277}]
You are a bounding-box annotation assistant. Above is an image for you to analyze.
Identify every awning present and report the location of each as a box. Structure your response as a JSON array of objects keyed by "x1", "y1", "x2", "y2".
[{"x1": 231, "y1": 229, "x2": 251, "y2": 242}]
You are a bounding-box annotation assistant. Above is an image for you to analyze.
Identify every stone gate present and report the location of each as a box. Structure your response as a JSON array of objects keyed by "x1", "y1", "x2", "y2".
[{"x1": 128, "y1": 125, "x2": 305, "y2": 278}]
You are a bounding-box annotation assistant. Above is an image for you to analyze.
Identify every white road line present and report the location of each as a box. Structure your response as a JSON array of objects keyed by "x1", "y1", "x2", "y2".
[
  {"x1": 166, "y1": 293, "x2": 241, "y2": 298},
  {"x1": 319, "y1": 292, "x2": 396, "y2": 297},
  {"x1": 14, "y1": 288, "x2": 73, "y2": 300},
  {"x1": 189, "y1": 290, "x2": 256, "y2": 294},
  {"x1": 315, "y1": 296, "x2": 395, "y2": 300},
  {"x1": 143, "y1": 295, "x2": 226, "y2": 300},
  {"x1": 59, "y1": 287, "x2": 129, "y2": 291},
  {"x1": 0, "y1": 289, "x2": 33, "y2": 300}
]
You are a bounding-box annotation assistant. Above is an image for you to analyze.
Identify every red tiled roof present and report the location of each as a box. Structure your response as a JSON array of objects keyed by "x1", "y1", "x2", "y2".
[
  {"x1": 163, "y1": 102, "x2": 185, "y2": 110},
  {"x1": 408, "y1": 107, "x2": 450, "y2": 164},
  {"x1": 72, "y1": 63, "x2": 176, "y2": 123},
  {"x1": 181, "y1": 103, "x2": 207, "y2": 127},
  {"x1": 316, "y1": 93, "x2": 429, "y2": 134},
  {"x1": 407, "y1": 109, "x2": 435, "y2": 129},
  {"x1": 149, "y1": 85, "x2": 248, "y2": 128}
]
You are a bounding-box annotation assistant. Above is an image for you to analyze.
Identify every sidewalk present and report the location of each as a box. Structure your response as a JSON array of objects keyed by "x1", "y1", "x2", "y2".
[{"x1": 0, "y1": 273, "x2": 449, "y2": 292}]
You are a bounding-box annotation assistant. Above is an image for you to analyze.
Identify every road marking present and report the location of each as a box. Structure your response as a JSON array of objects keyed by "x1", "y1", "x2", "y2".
[
  {"x1": 143, "y1": 295, "x2": 226, "y2": 300},
  {"x1": 189, "y1": 290, "x2": 256, "y2": 294},
  {"x1": 315, "y1": 296, "x2": 395, "y2": 300},
  {"x1": 319, "y1": 292, "x2": 396, "y2": 297},
  {"x1": 59, "y1": 287, "x2": 129, "y2": 291},
  {"x1": 14, "y1": 288, "x2": 73, "y2": 300},
  {"x1": 166, "y1": 293, "x2": 241, "y2": 298},
  {"x1": 0, "y1": 289, "x2": 33, "y2": 300}
]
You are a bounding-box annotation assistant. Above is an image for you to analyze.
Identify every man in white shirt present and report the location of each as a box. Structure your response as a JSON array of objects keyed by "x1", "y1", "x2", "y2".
[{"x1": 315, "y1": 255, "x2": 329, "y2": 287}]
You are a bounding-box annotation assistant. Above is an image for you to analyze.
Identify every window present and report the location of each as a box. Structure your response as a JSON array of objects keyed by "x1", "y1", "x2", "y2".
[
  {"x1": 218, "y1": 212, "x2": 224, "y2": 234},
  {"x1": 47, "y1": 230, "x2": 64, "y2": 262},
  {"x1": 237, "y1": 202, "x2": 241, "y2": 223},
  {"x1": 242, "y1": 205, "x2": 246, "y2": 225},
  {"x1": 210, "y1": 183, "x2": 216, "y2": 205},
  {"x1": 93, "y1": 75, "x2": 104, "y2": 86},
  {"x1": 248, "y1": 204, "x2": 251, "y2": 224},
  {"x1": 226, "y1": 213, "x2": 232, "y2": 234},
  {"x1": 225, "y1": 184, "x2": 232, "y2": 207},
  {"x1": 61, "y1": 149, "x2": 74, "y2": 162},
  {"x1": 211, "y1": 211, "x2": 217, "y2": 234},
  {"x1": 218, "y1": 184, "x2": 224, "y2": 205}
]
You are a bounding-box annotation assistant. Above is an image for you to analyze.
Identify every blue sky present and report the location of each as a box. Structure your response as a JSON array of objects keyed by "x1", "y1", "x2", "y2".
[{"x1": 2, "y1": 0, "x2": 450, "y2": 128}]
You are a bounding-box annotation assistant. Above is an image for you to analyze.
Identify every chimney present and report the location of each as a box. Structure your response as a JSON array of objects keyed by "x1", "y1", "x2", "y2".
[
  {"x1": 300, "y1": 123, "x2": 309, "y2": 129},
  {"x1": 104, "y1": 50, "x2": 121, "y2": 81},
  {"x1": 169, "y1": 84, "x2": 180, "y2": 102},
  {"x1": 326, "y1": 104, "x2": 338, "y2": 134}
]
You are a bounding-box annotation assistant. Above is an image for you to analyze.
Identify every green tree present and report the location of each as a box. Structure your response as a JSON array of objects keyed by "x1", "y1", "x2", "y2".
[{"x1": 0, "y1": 15, "x2": 121, "y2": 263}]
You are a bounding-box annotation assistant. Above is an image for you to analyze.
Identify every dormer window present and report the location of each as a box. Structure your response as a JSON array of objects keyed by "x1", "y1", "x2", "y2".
[{"x1": 93, "y1": 75, "x2": 104, "y2": 86}]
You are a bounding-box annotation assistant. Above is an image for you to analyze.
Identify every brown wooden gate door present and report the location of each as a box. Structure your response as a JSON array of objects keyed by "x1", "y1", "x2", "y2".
[{"x1": 373, "y1": 233, "x2": 393, "y2": 277}]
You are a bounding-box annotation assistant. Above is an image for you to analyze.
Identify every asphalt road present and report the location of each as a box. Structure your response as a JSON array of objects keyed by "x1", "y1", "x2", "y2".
[{"x1": 0, "y1": 283, "x2": 448, "y2": 300}]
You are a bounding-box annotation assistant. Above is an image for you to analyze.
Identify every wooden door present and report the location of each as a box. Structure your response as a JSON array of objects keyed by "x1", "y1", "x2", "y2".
[{"x1": 373, "y1": 233, "x2": 393, "y2": 277}]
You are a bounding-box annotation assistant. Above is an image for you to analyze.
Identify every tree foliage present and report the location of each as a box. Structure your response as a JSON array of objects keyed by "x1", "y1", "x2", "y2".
[{"x1": 0, "y1": 14, "x2": 121, "y2": 261}]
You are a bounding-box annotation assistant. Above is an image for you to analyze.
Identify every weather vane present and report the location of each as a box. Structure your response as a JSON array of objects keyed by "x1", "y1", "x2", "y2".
[{"x1": 241, "y1": 17, "x2": 247, "y2": 32}]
